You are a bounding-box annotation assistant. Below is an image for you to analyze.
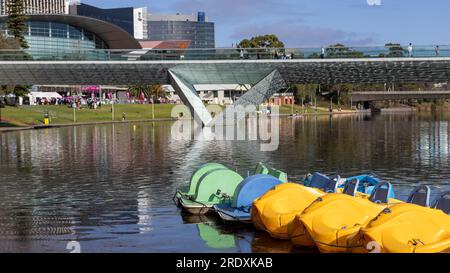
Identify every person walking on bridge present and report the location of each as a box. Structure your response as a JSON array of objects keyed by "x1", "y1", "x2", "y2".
[
  {"x1": 407, "y1": 43, "x2": 413, "y2": 57},
  {"x1": 320, "y1": 47, "x2": 325, "y2": 59}
]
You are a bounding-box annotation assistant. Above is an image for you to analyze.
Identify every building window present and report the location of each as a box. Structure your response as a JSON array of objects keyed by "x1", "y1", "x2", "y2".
[
  {"x1": 29, "y1": 21, "x2": 49, "y2": 37},
  {"x1": 51, "y1": 22, "x2": 68, "y2": 38}
]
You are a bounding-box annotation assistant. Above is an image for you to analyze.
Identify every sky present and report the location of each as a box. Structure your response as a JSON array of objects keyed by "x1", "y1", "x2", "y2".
[{"x1": 81, "y1": 0, "x2": 449, "y2": 48}]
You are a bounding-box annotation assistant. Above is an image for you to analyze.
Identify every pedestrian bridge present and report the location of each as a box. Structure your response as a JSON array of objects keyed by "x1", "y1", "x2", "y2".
[
  {"x1": 1, "y1": 46, "x2": 450, "y2": 125},
  {"x1": 350, "y1": 91, "x2": 450, "y2": 102}
]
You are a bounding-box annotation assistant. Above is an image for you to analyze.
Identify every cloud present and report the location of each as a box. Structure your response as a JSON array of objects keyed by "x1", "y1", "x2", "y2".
[
  {"x1": 169, "y1": 0, "x2": 312, "y2": 24},
  {"x1": 367, "y1": 0, "x2": 382, "y2": 6},
  {"x1": 231, "y1": 22, "x2": 378, "y2": 47},
  {"x1": 167, "y1": 0, "x2": 378, "y2": 47}
]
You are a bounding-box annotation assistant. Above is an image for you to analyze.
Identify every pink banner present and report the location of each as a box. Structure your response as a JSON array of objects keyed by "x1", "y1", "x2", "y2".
[{"x1": 82, "y1": 86, "x2": 100, "y2": 93}]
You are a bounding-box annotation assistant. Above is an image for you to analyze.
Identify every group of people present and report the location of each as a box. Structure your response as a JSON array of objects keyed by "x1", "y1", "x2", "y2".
[
  {"x1": 239, "y1": 44, "x2": 444, "y2": 60},
  {"x1": 406, "y1": 43, "x2": 441, "y2": 57},
  {"x1": 240, "y1": 49, "x2": 295, "y2": 60},
  {"x1": 86, "y1": 97, "x2": 102, "y2": 109},
  {"x1": 36, "y1": 97, "x2": 70, "y2": 106}
]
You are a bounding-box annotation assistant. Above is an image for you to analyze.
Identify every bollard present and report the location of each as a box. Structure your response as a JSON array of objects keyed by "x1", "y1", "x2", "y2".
[{"x1": 44, "y1": 109, "x2": 49, "y2": 125}]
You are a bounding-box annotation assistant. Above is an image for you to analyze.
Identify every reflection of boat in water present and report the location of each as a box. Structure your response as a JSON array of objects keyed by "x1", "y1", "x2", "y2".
[
  {"x1": 196, "y1": 223, "x2": 237, "y2": 249},
  {"x1": 181, "y1": 213, "x2": 217, "y2": 225},
  {"x1": 181, "y1": 205, "x2": 319, "y2": 253},
  {"x1": 181, "y1": 211, "x2": 247, "y2": 251},
  {"x1": 251, "y1": 231, "x2": 318, "y2": 253}
]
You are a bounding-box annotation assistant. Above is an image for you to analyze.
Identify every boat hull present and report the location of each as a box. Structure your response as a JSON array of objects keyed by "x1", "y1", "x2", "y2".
[
  {"x1": 180, "y1": 198, "x2": 214, "y2": 215},
  {"x1": 214, "y1": 206, "x2": 251, "y2": 223}
]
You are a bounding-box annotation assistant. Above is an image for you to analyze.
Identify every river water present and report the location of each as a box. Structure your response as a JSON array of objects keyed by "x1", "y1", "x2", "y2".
[{"x1": 1, "y1": 113, "x2": 450, "y2": 253}]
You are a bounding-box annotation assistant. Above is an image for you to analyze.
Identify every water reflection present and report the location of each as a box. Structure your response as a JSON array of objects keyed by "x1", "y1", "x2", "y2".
[
  {"x1": 1, "y1": 113, "x2": 450, "y2": 252},
  {"x1": 196, "y1": 223, "x2": 237, "y2": 249}
]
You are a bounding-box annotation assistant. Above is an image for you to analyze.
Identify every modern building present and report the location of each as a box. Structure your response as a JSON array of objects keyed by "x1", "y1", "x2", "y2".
[
  {"x1": 0, "y1": 14, "x2": 141, "y2": 59},
  {"x1": 139, "y1": 40, "x2": 191, "y2": 50},
  {"x1": 147, "y1": 12, "x2": 215, "y2": 48},
  {"x1": 68, "y1": 3, "x2": 215, "y2": 48},
  {"x1": 0, "y1": 0, "x2": 69, "y2": 15},
  {"x1": 68, "y1": 3, "x2": 148, "y2": 40},
  {"x1": 268, "y1": 93, "x2": 295, "y2": 106}
]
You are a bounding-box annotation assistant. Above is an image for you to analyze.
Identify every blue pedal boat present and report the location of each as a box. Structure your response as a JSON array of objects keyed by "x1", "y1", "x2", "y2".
[
  {"x1": 214, "y1": 174, "x2": 284, "y2": 223},
  {"x1": 305, "y1": 172, "x2": 395, "y2": 198},
  {"x1": 345, "y1": 174, "x2": 396, "y2": 199}
]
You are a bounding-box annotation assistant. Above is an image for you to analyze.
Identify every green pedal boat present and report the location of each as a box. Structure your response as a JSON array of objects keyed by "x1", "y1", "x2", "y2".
[{"x1": 175, "y1": 163, "x2": 281, "y2": 215}]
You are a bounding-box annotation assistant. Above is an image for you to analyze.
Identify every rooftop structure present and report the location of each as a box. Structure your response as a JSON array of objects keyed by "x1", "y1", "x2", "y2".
[
  {"x1": 0, "y1": 0, "x2": 69, "y2": 15},
  {"x1": 0, "y1": 14, "x2": 141, "y2": 59},
  {"x1": 146, "y1": 12, "x2": 215, "y2": 48},
  {"x1": 68, "y1": 3, "x2": 148, "y2": 40}
]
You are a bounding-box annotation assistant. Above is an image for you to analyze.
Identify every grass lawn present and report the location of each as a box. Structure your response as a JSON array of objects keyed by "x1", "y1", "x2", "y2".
[
  {"x1": 0, "y1": 103, "x2": 356, "y2": 127},
  {"x1": 0, "y1": 104, "x2": 177, "y2": 126}
]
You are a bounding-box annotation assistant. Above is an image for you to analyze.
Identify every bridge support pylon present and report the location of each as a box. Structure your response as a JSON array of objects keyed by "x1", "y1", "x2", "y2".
[
  {"x1": 169, "y1": 69, "x2": 287, "y2": 127},
  {"x1": 169, "y1": 70, "x2": 213, "y2": 126},
  {"x1": 235, "y1": 70, "x2": 287, "y2": 107}
]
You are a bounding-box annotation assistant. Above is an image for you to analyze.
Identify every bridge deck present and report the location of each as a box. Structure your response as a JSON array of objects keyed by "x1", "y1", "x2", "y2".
[
  {"x1": 350, "y1": 91, "x2": 450, "y2": 102},
  {"x1": 1, "y1": 57, "x2": 450, "y2": 86}
]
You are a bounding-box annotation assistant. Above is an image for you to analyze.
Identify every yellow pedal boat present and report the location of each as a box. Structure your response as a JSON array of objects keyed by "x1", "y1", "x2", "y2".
[
  {"x1": 251, "y1": 183, "x2": 325, "y2": 239},
  {"x1": 291, "y1": 181, "x2": 403, "y2": 252},
  {"x1": 352, "y1": 188, "x2": 450, "y2": 253}
]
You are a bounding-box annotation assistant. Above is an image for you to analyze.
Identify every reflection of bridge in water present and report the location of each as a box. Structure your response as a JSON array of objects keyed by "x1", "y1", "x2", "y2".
[{"x1": 2, "y1": 47, "x2": 450, "y2": 125}]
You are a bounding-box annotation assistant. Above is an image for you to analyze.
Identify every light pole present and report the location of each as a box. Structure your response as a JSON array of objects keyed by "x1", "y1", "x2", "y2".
[
  {"x1": 315, "y1": 96, "x2": 318, "y2": 112},
  {"x1": 111, "y1": 92, "x2": 115, "y2": 121},
  {"x1": 0, "y1": 96, "x2": 2, "y2": 123},
  {"x1": 151, "y1": 96, "x2": 155, "y2": 120}
]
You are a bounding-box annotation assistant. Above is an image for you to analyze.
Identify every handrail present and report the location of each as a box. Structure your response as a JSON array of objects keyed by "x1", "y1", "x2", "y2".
[{"x1": 0, "y1": 45, "x2": 449, "y2": 61}]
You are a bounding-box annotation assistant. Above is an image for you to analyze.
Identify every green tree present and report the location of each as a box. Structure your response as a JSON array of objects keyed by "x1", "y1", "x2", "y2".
[
  {"x1": 127, "y1": 85, "x2": 167, "y2": 102},
  {"x1": 238, "y1": 34, "x2": 285, "y2": 49},
  {"x1": 128, "y1": 84, "x2": 168, "y2": 120},
  {"x1": 325, "y1": 44, "x2": 364, "y2": 58},
  {"x1": 383, "y1": 43, "x2": 405, "y2": 57},
  {"x1": 5, "y1": 0, "x2": 29, "y2": 49},
  {"x1": 292, "y1": 84, "x2": 318, "y2": 104},
  {"x1": 1, "y1": 1, "x2": 30, "y2": 103}
]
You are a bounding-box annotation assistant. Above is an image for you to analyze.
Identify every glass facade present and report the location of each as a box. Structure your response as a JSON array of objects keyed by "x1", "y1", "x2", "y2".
[
  {"x1": 69, "y1": 3, "x2": 148, "y2": 40},
  {"x1": 148, "y1": 21, "x2": 215, "y2": 49},
  {"x1": 0, "y1": 20, "x2": 109, "y2": 60}
]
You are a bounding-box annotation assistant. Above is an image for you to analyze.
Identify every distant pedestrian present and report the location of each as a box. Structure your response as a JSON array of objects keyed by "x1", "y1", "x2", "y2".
[
  {"x1": 435, "y1": 45, "x2": 440, "y2": 56},
  {"x1": 407, "y1": 43, "x2": 413, "y2": 57},
  {"x1": 240, "y1": 49, "x2": 244, "y2": 59},
  {"x1": 122, "y1": 112, "x2": 126, "y2": 121},
  {"x1": 320, "y1": 47, "x2": 325, "y2": 59},
  {"x1": 291, "y1": 52, "x2": 295, "y2": 59}
]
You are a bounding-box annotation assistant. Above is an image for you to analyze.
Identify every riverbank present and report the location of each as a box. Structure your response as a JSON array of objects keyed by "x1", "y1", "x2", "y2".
[
  {"x1": 0, "y1": 104, "x2": 357, "y2": 132},
  {"x1": 0, "y1": 104, "x2": 176, "y2": 126}
]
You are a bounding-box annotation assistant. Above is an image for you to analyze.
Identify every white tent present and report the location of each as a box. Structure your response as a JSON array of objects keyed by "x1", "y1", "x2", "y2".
[{"x1": 28, "y1": 92, "x2": 62, "y2": 105}]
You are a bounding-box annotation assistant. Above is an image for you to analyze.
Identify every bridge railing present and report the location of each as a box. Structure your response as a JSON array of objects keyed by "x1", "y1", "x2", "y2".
[{"x1": 0, "y1": 45, "x2": 449, "y2": 61}]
